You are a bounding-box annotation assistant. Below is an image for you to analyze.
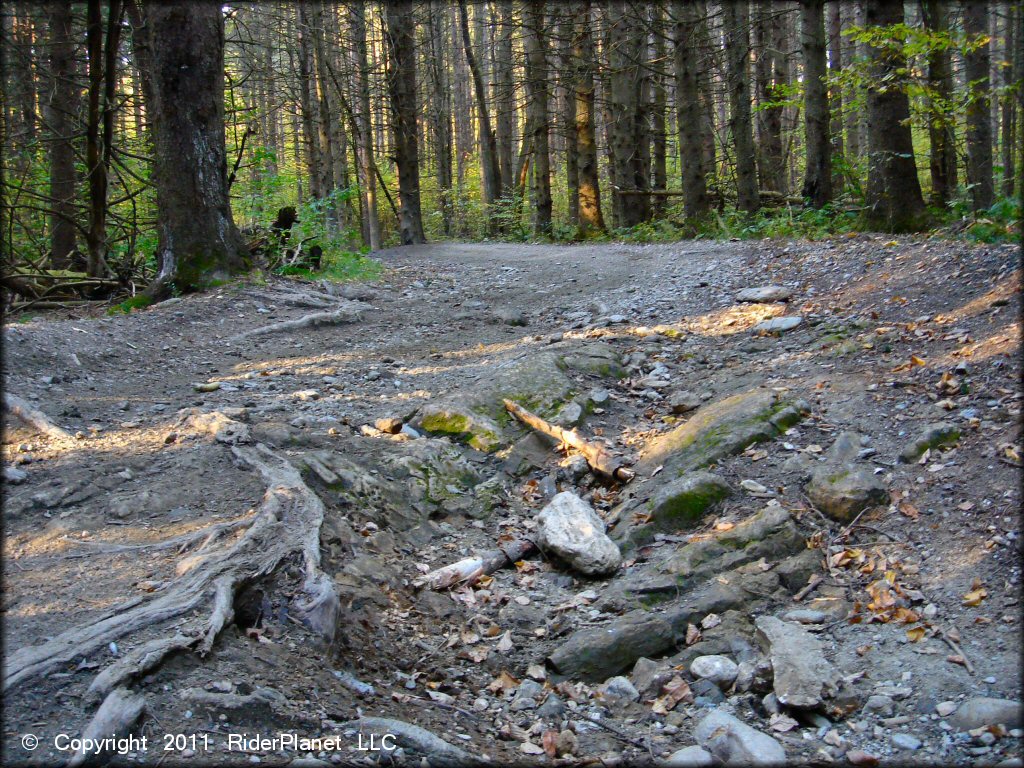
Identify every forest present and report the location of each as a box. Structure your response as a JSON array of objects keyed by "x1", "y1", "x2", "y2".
[
  {"x1": 1, "y1": 3, "x2": 1022, "y2": 768},
  {"x1": 1, "y1": 1, "x2": 1021, "y2": 308}
]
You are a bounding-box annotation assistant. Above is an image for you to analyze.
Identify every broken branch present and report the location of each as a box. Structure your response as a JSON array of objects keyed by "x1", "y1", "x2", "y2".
[{"x1": 412, "y1": 537, "x2": 536, "y2": 590}]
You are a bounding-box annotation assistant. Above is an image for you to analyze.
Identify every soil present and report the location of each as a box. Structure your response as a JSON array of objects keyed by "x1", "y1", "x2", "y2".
[{"x1": 2, "y1": 236, "x2": 1021, "y2": 767}]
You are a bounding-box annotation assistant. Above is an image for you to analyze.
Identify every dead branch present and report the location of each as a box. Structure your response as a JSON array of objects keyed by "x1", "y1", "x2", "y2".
[
  {"x1": 412, "y1": 537, "x2": 536, "y2": 590},
  {"x1": 226, "y1": 303, "x2": 368, "y2": 342},
  {"x1": 503, "y1": 398, "x2": 635, "y2": 482},
  {"x1": 3, "y1": 393, "x2": 73, "y2": 440}
]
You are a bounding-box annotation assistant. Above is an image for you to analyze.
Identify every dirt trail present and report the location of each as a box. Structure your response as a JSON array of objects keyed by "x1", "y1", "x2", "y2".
[{"x1": 2, "y1": 237, "x2": 1021, "y2": 767}]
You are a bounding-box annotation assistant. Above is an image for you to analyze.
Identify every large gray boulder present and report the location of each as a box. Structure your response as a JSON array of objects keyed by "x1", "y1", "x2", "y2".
[
  {"x1": 949, "y1": 698, "x2": 1023, "y2": 731},
  {"x1": 754, "y1": 616, "x2": 839, "y2": 709},
  {"x1": 736, "y1": 286, "x2": 793, "y2": 303},
  {"x1": 693, "y1": 708, "x2": 786, "y2": 766},
  {"x1": 534, "y1": 492, "x2": 621, "y2": 576}
]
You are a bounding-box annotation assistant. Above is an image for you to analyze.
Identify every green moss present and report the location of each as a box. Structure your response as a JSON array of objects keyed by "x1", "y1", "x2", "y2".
[{"x1": 107, "y1": 295, "x2": 154, "y2": 315}]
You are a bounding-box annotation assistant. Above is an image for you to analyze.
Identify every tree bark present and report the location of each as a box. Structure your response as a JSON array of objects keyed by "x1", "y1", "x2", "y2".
[
  {"x1": 384, "y1": 2, "x2": 426, "y2": 244},
  {"x1": 574, "y1": 0, "x2": 605, "y2": 234},
  {"x1": 296, "y1": 4, "x2": 322, "y2": 201},
  {"x1": 427, "y1": 0, "x2": 454, "y2": 235},
  {"x1": 44, "y1": 0, "x2": 79, "y2": 269},
  {"x1": 350, "y1": 3, "x2": 380, "y2": 249},
  {"x1": 524, "y1": 0, "x2": 552, "y2": 235},
  {"x1": 863, "y1": 0, "x2": 926, "y2": 231},
  {"x1": 964, "y1": 0, "x2": 994, "y2": 211},
  {"x1": 494, "y1": 0, "x2": 515, "y2": 196},
  {"x1": 674, "y1": 0, "x2": 709, "y2": 219},
  {"x1": 607, "y1": 1, "x2": 648, "y2": 228},
  {"x1": 1000, "y1": 2, "x2": 1016, "y2": 197},
  {"x1": 722, "y1": 0, "x2": 759, "y2": 213},
  {"x1": 801, "y1": 0, "x2": 832, "y2": 207},
  {"x1": 138, "y1": 0, "x2": 248, "y2": 296},
  {"x1": 458, "y1": 0, "x2": 501, "y2": 229},
  {"x1": 922, "y1": 0, "x2": 956, "y2": 206},
  {"x1": 559, "y1": 10, "x2": 580, "y2": 227},
  {"x1": 753, "y1": 5, "x2": 784, "y2": 194},
  {"x1": 650, "y1": 2, "x2": 667, "y2": 216}
]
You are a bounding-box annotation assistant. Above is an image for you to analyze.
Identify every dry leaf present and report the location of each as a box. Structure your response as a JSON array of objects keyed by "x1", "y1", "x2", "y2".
[
  {"x1": 542, "y1": 730, "x2": 559, "y2": 759},
  {"x1": 769, "y1": 713, "x2": 799, "y2": 732},
  {"x1": 526, "y1": 663, "x2": 546, "y2": 681},
  {"x1": 651, "y1": 676, "x2": 692, "y2": 714},
  {"x1": 899, "y1": 502, "x2": 920, "y2": 520},
  {"x1": 496, "y1": 631, "x2": 514, "y2": 652},
  {"x1": 962, "y1": 587, "x2": 987, "y2": 607},
  {"x1": 685, "y1": 623, "x2": 702, "y2": 645},
  {"x1": 465, "y1": 645, "x2": 489, "y2": 663},
  {"x1": 488, "y1": 670, "x2": 520, "y2": 693},
  {"x1": 906, "y1": 626, "x2": 926, "y2": 642},
  {"x1": 460, "y1": 628, "x2": 481, "y2": 645}
]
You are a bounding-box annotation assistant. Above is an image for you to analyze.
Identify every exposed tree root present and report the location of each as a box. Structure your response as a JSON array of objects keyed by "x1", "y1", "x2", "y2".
[
  {"x1": 2, "y1": 421, "x2": 339, "y2": 697},
  {"x1": 345, "y1": 717, "x2": 482, "y2": 767},
  {"x1": 3, "y1": 393, "x2": 73, "y2": 441},
  {"x1": 59, "y1": 515, "x2": 255, "y2": 559},
  {"x1": 68, "y1": 687, "x2": 146, "y2": 767},
  {"x1": 226, "y1": 302, "x2": 368, "y2": 342}
]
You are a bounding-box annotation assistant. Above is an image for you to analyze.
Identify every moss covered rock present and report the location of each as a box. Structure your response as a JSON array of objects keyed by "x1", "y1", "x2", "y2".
[
  {"x1": 413, "y1": 403, "x2": 503, "y2": 452},
  {"x1": 899, "y1": 422, "x2": 960, "y2": 463},
  {"x1": 615, "y1": 472, "x2": 731, "y2": 548},
  {"x1": 805, "y1": 464, "x2": 889, "y2": 522}
]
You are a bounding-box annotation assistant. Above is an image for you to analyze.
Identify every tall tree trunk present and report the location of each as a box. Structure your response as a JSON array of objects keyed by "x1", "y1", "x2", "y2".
[
  {"x1": 384, "y1": 2, "x2": 426, "y2": 244},
  {"x1": 650, "y1": 2, "x2": 667, "y2": 215},
  {"x1": 753, "y1": 5, "x2": 784, "y2": 193},
  {"x1": 964, "y1": 0, "x2": 994, "y2": 211},
  {"x1": 722, "y1": 0, "x2": 759, "y2": 213},
  {"x1": 801, "y1": 0, "x2": 832, "y2": 207},
  {"x1": 311, "y1": 5, "x2": 337, "y2": 230},
  {"x1": 138, "y1": 0, "x2": 248, "y2": 297},
  {"x1": 827, "y1": 0, "x2": 844, "y2": 194},
  {"x1": 922, "y1": 0, "x2": 956, "y2": 206},
  {"x1": 45, "y1": 0, "x2": 79, "y2": 269},
  {"x1": 494, "y1": 0, "x2": 515, "y2": 195},
  {"x1": 999, "y1": 1, "x2": 1015, "y2": 198},
  {"x1": 296, "y1": 4, "x2": 322, "y2": 201},
  {"x1": 426, "y1": 0, "x2": 454, "y2": 235},
  {"x1": 574, "y1": 0, "x2": 605, "y2": 234},
  {"x1": 458, "y1": 0, "x2": 501, "y2": 229},
  {"x1": 863, "y1": 0, "x2": 926, "y2": 231},
  {"x1": 607, "y1": 1, "x2": 648, "y2": 228},
  {"x1": 525, "y1": 0, "x2": 552, "y2": 235},
  {"x1": 559, "y1": 11, "x2": 580, "y2": 227},
  {"x1": 350, "y1": 3, "x2": 380, "y2": 249},
  {"x1": 674, "y1": 0, "x2": 709, "y2": 219},
  {"x1": 841, "y1": 0, "x2": 861, "y2": 165}
]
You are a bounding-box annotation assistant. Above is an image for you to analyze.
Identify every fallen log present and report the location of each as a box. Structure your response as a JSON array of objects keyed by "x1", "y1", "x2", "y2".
[
  {"x1": 503, "y1": 398, "x2": 635, "y2": 483},
  {"x1": 3, "y1": 393, "x2": 73, "y2": 440},
  {"x1": 412, "y1": 537, "x2": 536, "y2": 590}
]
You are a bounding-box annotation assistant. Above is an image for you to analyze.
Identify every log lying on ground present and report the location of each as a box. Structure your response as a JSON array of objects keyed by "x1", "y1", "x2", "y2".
[
  {"x1": 2, "y1": 416, "x2": 339, "y2": 694},
  {"x1": 226, "y1": 302, "x2": 368, "y2": 342},
  {"x1": 504, "y1": 398, "x2": 635, "y2": 482},
  {"x1": 3, "y1": 393, "x2": 73, "y2": 440},
  {"x1": 412, "y1": 537, "x2": 536, "y2": 590}
]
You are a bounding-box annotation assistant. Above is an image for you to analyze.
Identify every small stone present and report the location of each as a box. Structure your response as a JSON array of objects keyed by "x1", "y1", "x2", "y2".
[
  {"x1": 536, "y1": 693, "x2": 566, "y2": 719},
  {"x1": 511, "y1": 679, "x2": 545, "y2": 711},
  {"x1": 936, "y1": 701, "x2": 957, "y2": 717},
  {"x1": 863, "y1": 695, "x2": 894, "y2": 717},
  {"x1": 374, "y1": 417, "x2": 403, "y2": 434},
  {"x1": 668, "y1": 390, "x2": 702, "y2": 414},
  {"x1": 664, "y1": 745, "x2": 714, "y2": 767},
  {"x1": 752, "y1": 316, "x2": 802, "y2": 334},
  {"x1": 899, "y1": 422, "x2": 960, "y2": 463},
  {"x1": 293, "y1": 389, "x2": 320, "y2": 401},
  {"x1": 631, "y1": 657, "x2": 673, "y2": 698},
  {"x1": 890, "y1": 733, "x2": 921, "y2": 751},
  {"x1": 495, "y1": 308, "x2": 528, "y2": 326},
  {"x1": 693, "y1": 708, "x2": 786, "y2": 765},
  {"x1": 4, "y1": 466, "x2": 28, "y2": 484},
  {"x1": 690, "y1": 655, "x2": 739, "y2": 687},
  {"x1": 193, "y1": 382, "x2": 221, "y2": 392},
  {"x1": 736, "y1": 286, "x2": 793, "y2": 303},
  {"x1": 805, "y1": 464, "x2": 888, "y2": 522},
  {"x1": 740, "y1": 479, "x2": 770, "y2": 495},
  {"x1": 950, "y1": 698, "x2": 1023, "y2": 731},
  {"x1": 782, "y1": 609, "x2": 827, "y2": 625},
  {"x1": 534, "y1": 492, "x2": 621, "y2": 576},
  {"x1": 602, "y1": 676, "x2": 640, "y2": 702}
]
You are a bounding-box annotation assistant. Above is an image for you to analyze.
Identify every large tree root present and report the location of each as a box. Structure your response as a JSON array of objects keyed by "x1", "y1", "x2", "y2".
[
  {"x1": 226, "y1": 302, "x2": 368, "y2": 342},
  {"x1": 59, "y1": 515, "x2": 255, "y2": 559},
  {"x1": 3, "y1": 427, "x2": 339, "y2": 696},
  {"x1": 3, "y1": 393, "x2": 73, "y2": 441},
  {"x1": 345, "y1": 717, "x2": 483, "y2": 767}
]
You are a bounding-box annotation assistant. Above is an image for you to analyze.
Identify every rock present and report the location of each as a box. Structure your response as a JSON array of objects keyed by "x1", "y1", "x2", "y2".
[
  {"x1": 617, "y1": 471, "x2": 731, "y2": 547},
  {"x1": 825, "y1": 431, "x2": 868, "y2": 463},
  {"x1": 602, "y1": 676, "x2": 640, "y2": 702},
  {"x1": 664, "y1": 745, "x2": 714, "y2": 767},
  {"x1": 899, "y1": 422, "x2": 961, "y2": 463},
  {"x1": 4, "y1": 466, "x2": 28, "y2": 484},
  {"x1": 890, "y1": 733, "x2": 921, "y2": 751},
  {"x1": 935, "y1": 701, "x2": 957, "y2": 718},
  {"x1": 693, "y1": 708, "x2": 786, "y2": 766},
  {"x1": 494, "y1": 308, "x2": 528, "y2": 326},
  {"x1": 510, "y1": 679, "x2": 545, "y2": 711},
  {"x1": 534, "y1": 492, "x2": 621, "y2": 576},
  {"x1": 805, "y1": 464, "x2": 888, "y2": 522},
  {"x1": 782, "y1": 609, "x2": 827, "y2": 625},
  {"x1": 736, "y1": 286, "x2": 793, "y2": 303},
  {"x1": 690, "y1": 655, "x2": 739, "y2": 687},
  {"x1": 536, "y1": 693, "x2": 566, "y2": 719},
  {"x1": 374, "y1": 417, "x2": 404, "y2": 434},
  {"x1": 413, "y1": 402, "x2": 503, "y2": 452},
  {"x1": 775, "y1": 549, "x2": 823, "y2": 592},
  {"x1": 669, "y1": 390, "x2": 702, "y2": 414},
  {"x1": 752, "y1": 316, "x2": 802, "y2": 334},
  {"x1": 665, "y1": 505, "x2": 804, "y2": 579},
  {"x1": 553, "y1": 401, "x2": 584, "y2": 427},
  {"x1": 631, "y1": 657, "x2": 673, "y2": 699},
  {"x1": 692, "y1": 678, "x2": 727, "y2": 706},
  {"x1": 554, "y1": 729, "x2": 577, "y2": 757},
  {"x1": 634, "y1": 390, "x2": 809, "y2": 479},
  {"x1": 949, "y1": 698, "x2": 1023, "y2": 731},
  {"x1": 754, "y1": 616, "x2": 839, "y2": 709},
  {"x1": 740, "y1": 479, "x2": 770, "y2": 495},
  {"x1": 863, "y1": 695, "x2": 895, "y2": 717}
]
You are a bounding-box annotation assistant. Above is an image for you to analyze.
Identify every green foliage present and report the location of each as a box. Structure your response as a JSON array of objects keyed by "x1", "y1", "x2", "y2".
[
  {"x1": 276, "y1": 248, "x2": 382, "y2": 282},
  {"x1": 950, "y1": 197, "x2": 1021, "y2": 244},
  {"x1": 107, "y1": 295, "x2": 154, "y2": 315}
]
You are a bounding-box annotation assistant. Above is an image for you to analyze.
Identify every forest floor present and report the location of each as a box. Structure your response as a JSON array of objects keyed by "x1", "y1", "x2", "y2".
[{"x1": 2, "y1": 236, "x2": 1022, "y2": 768}]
